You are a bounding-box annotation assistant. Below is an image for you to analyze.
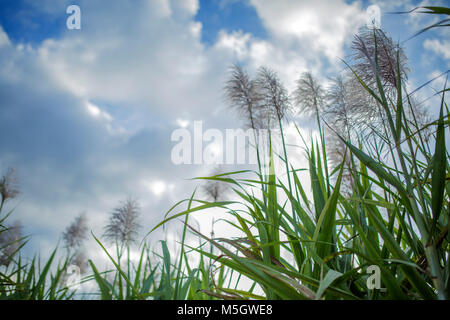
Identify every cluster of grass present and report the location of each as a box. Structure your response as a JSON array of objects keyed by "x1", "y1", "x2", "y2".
[
  {"x1": 153, "y1": 81, "x2": 449, "y2": 300},
  {"x1": 0, "y1": 6, "x2": 449, "y2": 300},
  {"x1": 148, "y1": 7, "x2": 449, "y2": 300},
  {"x1": 0, "y1": 195, "x2": 221, "y2": 300}
]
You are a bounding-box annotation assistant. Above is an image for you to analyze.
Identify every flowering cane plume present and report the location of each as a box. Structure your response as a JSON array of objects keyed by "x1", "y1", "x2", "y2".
[
  {"x1": 324, "y1": 75, "x2": 353, "y2": 133},
  {"x1": 61, "y1": 213, "x2": 89, "y2": 277},
  {"x1": 350, "y1": 28, "x2": 430, "y2": 141},
  {"x1": 0, "y1": 168, "x2": 22, "y2": 266},
  {"x1": 255, "y1": 66, "x2": 291, "y2": 125},
  {"x1": 201, "y1": 166, "x2": 230, "y2": 202},
  {"x1": 293, "y1": 72, "x2": 325, "y2": 118},
  {"x1": 224, "y1": 64, "x2": 264, "y2": 130},
  {"x1": 404, "y1": 96, "x2": 432, "y2": 141},
  {"x1": 62, "y1": 213, "x2": 88, "y2": 250},
  {"x1": 0, "y1": 220, "x2": 23, "y2": 267},
  {"x1": 351, "y1": 27, "x2": 409, "y2": 93},
  {"x1": 70, "y1": 250, "x2": 89, "y2": 274},
  {"x1": 322, "y1": 76, "x2": 356, "y2": 195},
  {"x1": 103, "y1": 198, "x2": 141, "y2": 246},
  {"x1": 0, "y1": 168, "x2": 20, "y2": 208},
  {"x1": 325, "y1": 73, "x2": 381, "y2": 137},
  {"x1": 325, "y1": 129, "x2": 354, "y2": 197}
]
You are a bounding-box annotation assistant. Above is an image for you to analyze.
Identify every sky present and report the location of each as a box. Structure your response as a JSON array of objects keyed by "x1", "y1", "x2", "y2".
[{"x1": 0, "y1": 0, "x2": 448, "y2": 262}]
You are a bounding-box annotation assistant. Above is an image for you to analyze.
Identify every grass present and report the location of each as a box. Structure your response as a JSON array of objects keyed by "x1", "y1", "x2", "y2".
[{"x1": 0, "y1": 6, "x2": 449, "y2": 300}]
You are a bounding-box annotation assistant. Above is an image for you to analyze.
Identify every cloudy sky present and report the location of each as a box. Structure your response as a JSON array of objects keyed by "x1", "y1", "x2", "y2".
[{"x1": 0, "y1": 0, "x2": 448, "y2": 259}]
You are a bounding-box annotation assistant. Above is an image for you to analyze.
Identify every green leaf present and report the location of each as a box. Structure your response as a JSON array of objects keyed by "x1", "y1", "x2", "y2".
[
  {"x1": 315, "y1": 269, "x2": 343, "y2": 300},
  {"x1": 88, "y1": 260, "x2": 113, "y2": 300},
  {"x1": 430, "y1": 89, "x2": 447, "y2": 237},
  {"x1": 337, "y1": 134, "x2": 410, "y2": 204},
  {"x1": 149, "y1": 201, "x2": 235, "y2": 234},
  {"x1": 422, "y1": 6, "x2": 450, "y2": 15},
  {"x1": 92, "y1": 233, "x2": 144, "y2": 300},
  {"x1": 32, "y1": 248, "x2": 57, "y2": 299},
  {"x1": 309, "y1": 147, "x2": 326, "y2": 221},
  {"x1": 313, "y1": 155, "x2": 344, "y2": 259}
]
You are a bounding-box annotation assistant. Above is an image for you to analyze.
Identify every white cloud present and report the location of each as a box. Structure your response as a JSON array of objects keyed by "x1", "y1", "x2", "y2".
[
  {"x1": 249, "y1": 0, "x2": 366, "y2": 61},
  {"x1": 0, "y1": 26, "x2": 10, "y2": 47},
  {"x1": 424, "y1": 39, "x2": 450, "y2": 60},
  {"x1": 85, "y1": 101, "x2": 112, "y2": 121},
  {"x1": 428, "y1": 70, "x2": 448, "y2": 93},
  {"x1": 27, "y1": 0, "x2": 212, "y2": 119},
  {"x1": 215, "y1": 30, "x2": 252, "y2": 60},
  {"x1": 176, "y1": 118, "x2": 190, "y2": 128},
  {"x1": 368, "y1": 0, "x2": 413, "y2": 12},
  {"x1": 171, "y1": 0, "x2": 199, "y2": 16},
  {"x1": 152, "y1": 181, "x2": 166, "y2": 196},
  {"x1": 207, "y1": 0, "x2": 368, "y2": 91}
]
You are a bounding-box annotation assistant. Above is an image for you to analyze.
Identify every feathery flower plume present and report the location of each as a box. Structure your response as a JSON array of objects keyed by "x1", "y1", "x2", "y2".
[
  {"x1": 255, "y1": 66, "x2": 291, "y2": 125},
  {"x1": 351, "y1": 27, "x2": 409, "y2": 92},
  {"x1": 202, "y1": 166, "x2": 230, "y2": 202},
  {"x1": 62, "y1": 213, "x2": 88, "y2": 250},
  {"x1": 224, "y1": 64, "x2": 265, "y2": 129},
  {"x1": 0, "y1": 220, "x2": 22, "y2": 267},
  {"x1": 103, "y1": 198, "x2": 141, "y2": 246},
  {"x1": 293, "y1": 72, "x2": 325, "y2": 118},
  {"x1": 0, "y1": 168, "x2": 19, "y2": 209}
]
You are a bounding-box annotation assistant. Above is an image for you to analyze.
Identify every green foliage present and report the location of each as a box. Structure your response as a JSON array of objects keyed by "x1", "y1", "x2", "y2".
[{"x1": 150, "y1": 11, "x2": 449, "y2": 301}]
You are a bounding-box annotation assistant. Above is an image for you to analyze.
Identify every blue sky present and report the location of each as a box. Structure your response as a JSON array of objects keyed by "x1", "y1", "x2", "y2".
[
  {"x1": 0, "y1": 0, "x2": 69, "y2": 43},
  {"x1": 196, "y1": 0, "x2": 267, "y2": 44},
  {"x1": 0, "y1": 0, "x2": 448, "y2": 260}
]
